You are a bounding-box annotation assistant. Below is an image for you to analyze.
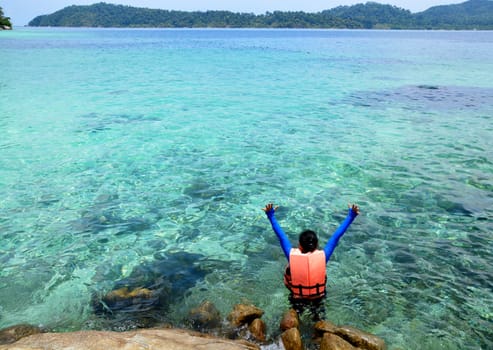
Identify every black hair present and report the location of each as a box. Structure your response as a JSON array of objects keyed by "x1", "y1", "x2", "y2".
[{"x1": 299, "y1": 230, "x2": 318, "y2": 253}]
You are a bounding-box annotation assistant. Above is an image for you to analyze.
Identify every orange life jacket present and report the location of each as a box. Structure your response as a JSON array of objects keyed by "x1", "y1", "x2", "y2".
[{"x1": 284, "y1": 248, "x2": 327, "y2": 299}]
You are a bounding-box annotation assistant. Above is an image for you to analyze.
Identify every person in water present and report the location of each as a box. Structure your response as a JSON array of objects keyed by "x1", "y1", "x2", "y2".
[{"x1": 262, "y1": 203, "x2": 360, "y2": 320}]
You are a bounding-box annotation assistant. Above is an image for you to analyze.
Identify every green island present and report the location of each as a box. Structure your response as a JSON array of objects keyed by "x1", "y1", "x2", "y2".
[
  {"x1": 28, "y1": 0, "x2": 493, "y2": 30},
  {"x1": 0, "y1": 6, "x2": 12, "y2": 29}
]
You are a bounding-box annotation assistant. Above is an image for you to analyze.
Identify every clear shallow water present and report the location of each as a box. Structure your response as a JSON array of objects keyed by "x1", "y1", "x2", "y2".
[{"x1": 1, "y1": 28, "x2": 492, "y2": 349}]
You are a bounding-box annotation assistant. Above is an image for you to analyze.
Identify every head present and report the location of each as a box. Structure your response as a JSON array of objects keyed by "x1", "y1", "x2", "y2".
[{"x1": 298, "y1": 230, "x2": 318, "y2": 253}]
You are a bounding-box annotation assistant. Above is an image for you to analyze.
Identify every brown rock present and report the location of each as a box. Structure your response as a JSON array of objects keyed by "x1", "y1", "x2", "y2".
[
  {"x1": 0, "y1": 324, "x2": 42, "y2": 345},
  {"x1": 227, "y1": 304, "x2": 264, "y2": 327},
  {"x1": 335, "y1": 325, "x2": 386, "y2": 350},
  {"x1": 188, "y1": 301, "x2": 221, "y2": 330},
  {"x1": 280, "y1": 309, "x2": 299, "y2": 331},
  {"x1": 128, "y1": 287, "x2": 153, "y2": 298},
  {"x1": 94, "y1": 286, "x2": 160, "y2": 315},
  {"x1": 281, "y1": 327, "x2": 302, "y2": 350},
  {"x1": 248, "y1": 318, "x2": 266, "y2": 342},
  {"x1": 104, "y1": 287, "x2": 153, "y2": 301},
  {"x1": 314, "y1": 320, "x2": 338, "y2": 336},
  {"x1": 320, "y1": 333, "x2": 355, "y2": 350},
  {"x1": 0, "y1": 328, "x2": 260, "y2": 350}
]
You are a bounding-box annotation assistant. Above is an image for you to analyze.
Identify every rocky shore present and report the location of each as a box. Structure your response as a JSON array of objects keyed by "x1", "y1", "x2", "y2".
[
  {"x1": 0, "y1": 327, "x2": 258, "y2": 350},
  {"x1": 0, "y1": 25, "x2": 11, "y2": 30},
  {"x1": 0, "y1": 300, "x2": 386, "y2": 350}
]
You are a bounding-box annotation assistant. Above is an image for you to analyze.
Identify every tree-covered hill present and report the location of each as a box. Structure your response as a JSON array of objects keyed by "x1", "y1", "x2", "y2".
[
  {"x1": 326, "y1": 2, "x2": 415, "y2": 29},
  {"x1": 28, "y1": 0, "x2": 493, "y2": 29},
  {"x1": 27, "y1": 3, "x2": 353, "y2": 28},
  {"x1": 0, "y1": 6, "x2": 13, "y2": 29},
  {"x1": 415, "y1": 0, "x2": 493, "y2": 28}
]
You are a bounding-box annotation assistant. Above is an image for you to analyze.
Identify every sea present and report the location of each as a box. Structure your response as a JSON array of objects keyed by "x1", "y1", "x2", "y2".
[{"x1": 0, "y1": 27, "x2": 492, "y2": 350}]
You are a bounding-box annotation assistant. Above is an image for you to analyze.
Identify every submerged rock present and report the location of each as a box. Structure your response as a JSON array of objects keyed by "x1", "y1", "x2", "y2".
[
  {"x1": 0, "y1": 328, "x2": 260, "y2": 350},
  {"x1": 187, "y1": 301, "x2": 221, "y2": 331},
  {"x1": 183, "y1": 180, "x2": 226, "y2": 201},
  {"x1": 227, "y1": 304, "x2": 264, "y2": 327},
  {"x1": 0, "y1": 324, "x2": 42, "y2": 345},
  {"x1": 70, "y1": 212, "x2": 152, "y2": 235},
  {"x1": 280, "y1": 309, "x2": 299, "y2": 331},
  {"x1": 105, "y1": 286, "x2": 154, "y2": 300},
  {"x1": 344, "y1": 85, "x2": 493, "y2": 113},
  {"x1": 92, "y1": 251, "x2": 220, "y2": 329},
  {"x1": 96, "y1": 286, "x2": 159, "y2": 314}
]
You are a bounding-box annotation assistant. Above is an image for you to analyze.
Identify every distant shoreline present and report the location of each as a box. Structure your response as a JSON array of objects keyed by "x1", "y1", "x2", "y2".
[
  {"x1": 18, "y1": 26, "x2": 493, "y2": 31},
  {"x1": 27, "y1": 1, "x2": 493, "y2": 30}
]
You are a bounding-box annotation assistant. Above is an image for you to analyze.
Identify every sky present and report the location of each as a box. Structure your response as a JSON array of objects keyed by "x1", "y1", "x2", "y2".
[{"x1": 2, "y1": 0, "x2": 466, "y2": 26}]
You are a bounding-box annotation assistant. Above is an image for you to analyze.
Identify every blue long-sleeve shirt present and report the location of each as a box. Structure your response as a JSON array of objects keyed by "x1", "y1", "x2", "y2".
[{"x1": 265, "y1": 208, "x2": 358, "y2": 263}]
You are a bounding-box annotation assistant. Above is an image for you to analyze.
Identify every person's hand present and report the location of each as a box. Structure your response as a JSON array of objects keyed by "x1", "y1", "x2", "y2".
[
  {"x1": 262, "y1": 203, "x2": 278, "y2": 214},
  {"x1": 349, "y1": 203, "x2": 360, "y2": 215}
]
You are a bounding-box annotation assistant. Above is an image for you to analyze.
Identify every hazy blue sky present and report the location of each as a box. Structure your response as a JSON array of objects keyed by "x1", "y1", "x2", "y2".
[{"x1": 2, "y1": 0, "x2": 465, "y2": 26}]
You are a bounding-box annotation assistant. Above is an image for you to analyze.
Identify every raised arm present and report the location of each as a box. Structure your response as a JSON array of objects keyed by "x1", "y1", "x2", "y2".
[
  {"x1": 323, "y1": 204, "x2": 360, "y2": 263},
  {"x1": 263, "y1": 203, "x2": 292, "y2": 261}
]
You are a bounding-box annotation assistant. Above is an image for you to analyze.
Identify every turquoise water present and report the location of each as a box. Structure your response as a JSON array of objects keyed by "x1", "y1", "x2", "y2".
[{"x1": 1, "y1": 28, "x2": 492, "y2": 349}]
